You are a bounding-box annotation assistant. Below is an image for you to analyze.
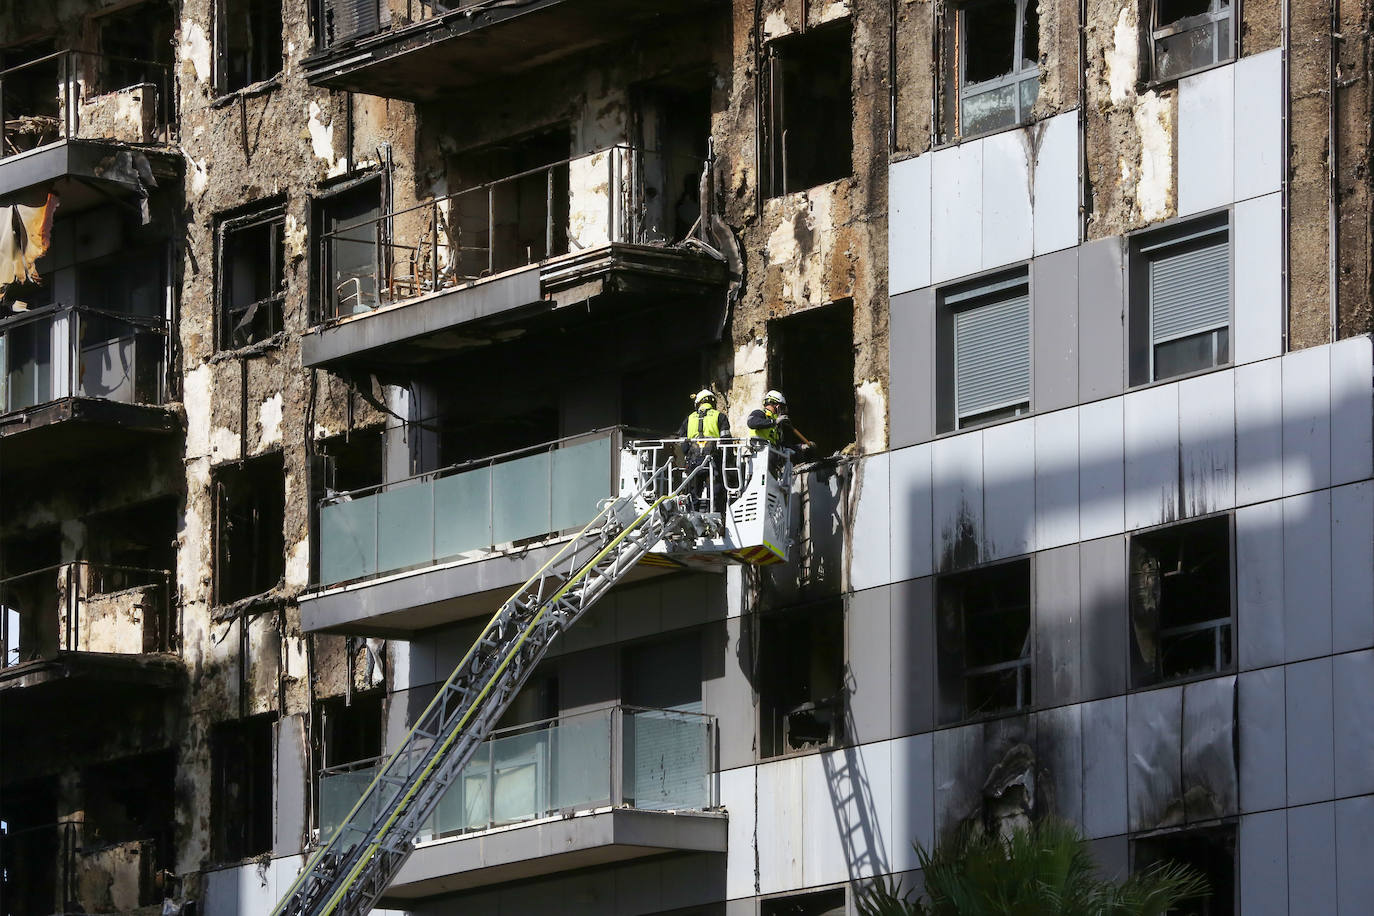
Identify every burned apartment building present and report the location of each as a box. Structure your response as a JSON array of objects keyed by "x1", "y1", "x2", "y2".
[{"x1": 0, "y1": 0, "x2": 1372, "y2": 913}]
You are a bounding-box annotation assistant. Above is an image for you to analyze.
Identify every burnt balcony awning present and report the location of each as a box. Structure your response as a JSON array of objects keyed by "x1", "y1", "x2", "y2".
[{"x1": 302, "y1": 0, "x2": 725, "y2": 102}]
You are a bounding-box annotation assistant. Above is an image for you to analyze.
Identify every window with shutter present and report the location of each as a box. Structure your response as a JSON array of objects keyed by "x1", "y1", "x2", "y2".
[
  {"x1": 945, "y1": 272, "x2": 1031, "y2": 429},
  {"x1": 1142, "y1": 224, "x2": 1230, "y2": 381}
]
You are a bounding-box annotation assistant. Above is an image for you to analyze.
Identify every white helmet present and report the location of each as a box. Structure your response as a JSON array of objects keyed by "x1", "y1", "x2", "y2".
[
  {"x1": 694, "y1": 388, "x2": 716, "y2": 406},
  {"x1": 764, "y1": 389, "x2": 786, "y2": 407}
]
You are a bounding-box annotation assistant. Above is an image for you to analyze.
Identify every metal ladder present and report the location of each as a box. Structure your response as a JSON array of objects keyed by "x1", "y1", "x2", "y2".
[{"x1": 272, "y1": 466, "x2": 702, "y2": 916}]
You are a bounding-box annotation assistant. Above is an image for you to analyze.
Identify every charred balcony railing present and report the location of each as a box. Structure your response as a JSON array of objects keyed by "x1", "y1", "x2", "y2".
[
  {"x1": 317, "y1": 145, "x2": 695, "y2": 323},
  {"x1": 318, "y1": 704, "x2": 716, "y2": 844},
  {"x1": 0, "y1": 50, "x2": 175, "y2": 159},
  {"x1": 311, "y1": 0, "x2": 478, "y2": 48},
  {"x1": 317, "y1": 427, "x2": 623, "y2": 586},
  {"x1": 0, "y1": 305, "x2": 168, "y2": 415},
  {"x1": 1, "y1": 563, "x2": 174, "y2": 669},
  {"x1": 0, "y1": 820, "x2": 168, "y2": 913}
]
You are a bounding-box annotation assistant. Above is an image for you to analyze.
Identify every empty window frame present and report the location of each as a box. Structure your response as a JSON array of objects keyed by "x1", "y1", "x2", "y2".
[
  {"x1": 762, "y1": 22, "x2": 854, "y2": 196},
  {"x1": 758, "y1": 599, "x2": 845, "y2": 758},
  {"x1": 949, "y1": 0, "x2": 1040, "y2": 137},
  {"x1": 96, "y1": 2, "x2": 175, "y2": 93},
  {"x1": 938, "y1": 270, "x2": 1031, "y2": 431},
  {"x1": 315, "y1": 691, "x2": 384, "y2": 769},
  {"x1": 217, "y1": 203, "x2": 286, "y2": 349},
  {"x1": 1132, "y1": 823, "x2": 1236, "y2": 914},
  {"x1": 215, "y1": 0, "x2": 284, "y2": 94},
  {"x1": 1129, "y1": 516, "x2": 1233, "y2": 687},
  {"x1": 1150, "y1": 0, "x2": 1234, "y2": 82},
  {"x1": 760, "y1": 888, "x2": 847, "y2": 916},
  {"x1": 214, "y1": 453, "x2": 287, "y2": 604},
  {"x1": 936, "y1": 559, "x2": 1032, "y2": 722},
  {"x1": 211, "y1": 713, "x2": 275, "y2": 861},
  {"x1": 1130, "y1": 217, "x2": 1230, "y2": 384}
]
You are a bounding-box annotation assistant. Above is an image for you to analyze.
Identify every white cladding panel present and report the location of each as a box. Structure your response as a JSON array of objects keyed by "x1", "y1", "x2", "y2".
[
  {"x1": 1177, "y1": 370, "x2": 1236, "y2": 515},
  {"x1": 1233, "y1": 193, "x2": 1284, "y2": 364},
  {"x1": 888, "y1": 154, "x2": 932, "y2": 295},
  {"x1": 1282, "y1": 490, "x2": 1333, "y2": 662},
  {"x1": 754, "y1": 755, "x2": 803, "y2": 894},
  {"x1": 1078, "y1": 397, "x2": 1126, "y2": 540},
  {"x1": 980, "y1": 130, "x2": 1034, "y2": 270},
  {"x1": 1123, "y1": 383, "x2": 1180, "y2": 530},
  {"x1": 1034, "y1": 407, "x2": 1081, "y2": 550},
  {"x1": 1233, "y1": 49, "x2": 1284, "y2": 201},
  {"x1": 1281, "y1": 345, "x2": 1333, "y2": 496},
  {"x1": 982, "y1": 417, "x2": 1037, "y2": 559},
  {"x1": 721, "y1": 767, "x2": 757, "y2": 899},
  {"x1": 1033, "y1": 112, "x2": 1080, "y2": 256},
  {"x1": 1178, "y1": 63, "x2": 1235, "y2": 215},
  {"x1": 888, "y1": 733, "x2": 935, "y2": 873},
  {"x1": 1235, "y1": 357, "x2": 1285, "y2": 505},
  {"x1": 889, "y1": 442, "x2": 934, "y2": 582},
  {"x1": 849, "y1": 452, "x2": 892, "y2": 592},
  {"x1": 931, "y1": 142, "x2": 984, "y2": 283},
  {"x1": 931, "y1": 429, "x2": 985, "y2": 569},
  {"x1": 1330, "y1": 334, "x2": 1374, "y2": 486},
  {"x1": 1332, "y1": 481, "x2": 1374, "y2": 653}
]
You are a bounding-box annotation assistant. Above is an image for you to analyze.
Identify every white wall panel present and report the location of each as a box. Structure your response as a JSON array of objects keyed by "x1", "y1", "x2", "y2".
[
  {"x1": 1235, "y1": 358, "x2": 1284, "y2": 505},
  {"x1": 931, "y1": 430, "x2": 985, "y2": 570},
  {"x1": 1123, "y1": 383, "x2": 1180, "y2": 530},
  {"x1": 1033, "y1": 112, "x2": 1080, "y2": 255},
  {"x1": 1034, "y1": 408, "x2": 1080, "y2": 550},
  {"x1": 806, "y1": 742, "x2": 894, "y2": 883},
  {"x1": 889, "y1": 443, "x2": 934, "y2": 582},
  {"x1": 800, "y1": 751, "x2": 847, "y2": 887},
  {"x1": 888, "y1": 733, "x2": 935, "y2": 873},
  {"x1": 980, "y1": 130, "x2": 1034, "y2": 271},
  {"x1": 1283, "y1": 490, "x2": 1333, "y2": 662},
  {"x1": 1078, "y1": 397, "x2": 1125, "y2": 540},
  {"x1": 1233, "y1": 194, "x2": 1284, "y2": 364},
  {"x1": 1178, "y1": 63, "x2": 1235, "y2": 215},
  {"x1": 1233, "y1": 49, "x2": 1284, "y2": 201},
  {"x1": 720, "y1": 766, "x2": 758, "y2": 899},
  {"x1": 1281, "y1": 345, "x2": 1332, "y2": 496},
  {"x1": 931, "y1": 143, "x2": 983, "y2": 283},
  {"x1": 1236, "y1": 500, "x2": 1286, "y2": 669},
  {"x1": 889, "y1": 155, "x2": 932, "y2": 295},
  {"x1": 1329, "y1": 334, "x2": 1374, "y2": 486},
  {"x1": 1332, "y1": 481, "x2": 1374, "y2": 653},
  {"x1": 754, "y1": 757, "x2": 804, "y2": 894},
  {"x1": 982, "y1": 418, "x2": 1036, "y2": 560},
  {"x1": 1177, "y1": 370, "x2": 1236, "y2": 515},
  {"x1": 849, "y1": 452, "x2": 892, "y2": 591}
]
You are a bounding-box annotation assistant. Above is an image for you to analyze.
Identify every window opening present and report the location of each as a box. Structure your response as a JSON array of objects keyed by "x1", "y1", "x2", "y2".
[
  {"x1": 211, "y1": 713, "x2": 276, "y2": 861},
  {"x1": 97, "y1": 2, "x2": 174, "y2": 92},
  {"x1": 318, "y1": 178, "x2": 383, "y2": 320},
  {"x1": 761, "y1": 888, "x2": 847, "y2": 916},
  {"x1": 1151, "y1": 0, "x2": 1233, "y2": 82},
  {"x1": 1130, "y1": 217, "x2": 1230, "y2": 384},
  {"x1": 623, "y1": 631, "x2": 703, "y2": 713},
  {"x1": 1132, "y1": 824, "x2": 1235, "y2": 914},
  {"x1": 214, "y1": 453, "x2": 286, "y2": 604},
  {"x1": 216, "y1": 0, "x2": 284, "y2": 93},
  {"x1": 937, "y1": 559, "x2": 1032, "y2": 722},
  {"x1": 767, "y1": 300, "x2": 855, "y2": 455},
  {"x1": 1129, "y1": 516, "x2": 1232, "y2": 687},
  {"x1": 954, "y1": 0, "x2": 1040, "y2": 137},
  {"x1": 316, "y1": 692, "x2": 383, "y2": 769},
  {"x1": 763, "y1": 22, "x2": 853, "y2": 196},
  {"x1": 316, "y1": 429, "x2": 385, "y2": 495},
  {"x1": 758, "y1": 599, "x2": 844, "y2": 758},
  {"x1": 938, "y1": 270, "x2": 1031, "y2": 431},
  {"x1": 218, "y1": 203, "x2": 286, "y2": 349}
]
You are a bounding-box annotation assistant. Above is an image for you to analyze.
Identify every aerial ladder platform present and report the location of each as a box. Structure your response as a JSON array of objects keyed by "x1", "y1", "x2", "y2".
[{"x1": 272, "y1": 438, "x2": 792, "y2": 916}]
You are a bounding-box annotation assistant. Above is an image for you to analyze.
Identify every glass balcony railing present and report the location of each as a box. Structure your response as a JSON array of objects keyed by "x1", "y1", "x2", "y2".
[
  {"x1": 0, "y1": 49, "x2": 175, "y2": 160},
  {"x1": 0, "y1": 305, "x2": 169, "y2": 415},
  {"x1": 317, "y1": 428, "x2": 621, "y2": 587},
  {"x1": 317, "y1": 145, "x2": 697, "y2": 322},
  {"x1": 1, "y1": 562, "x2": 174, "y2": 670},
  {"x1": 319, "y1": 705, "x2": 715, "y2": 844}
]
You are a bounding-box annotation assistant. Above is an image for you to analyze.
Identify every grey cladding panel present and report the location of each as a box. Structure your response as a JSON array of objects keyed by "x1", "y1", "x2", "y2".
[
  {"x1": 847, "y1": 585, "x2": 893, "y2": 745},
  {"x1": 1332, "y1": 649, "x2": 1374, "y2": 798},
  {"x1": 1284, "y1": 657, "x2": 1335, "y2": 806},
  {"x1": 1077, "y1": 237, "x2": 1126, "y2": 400},
  {"x1": 890, "y1": 577, "x2": 936, "y2": 737},
  {"x1": 1126, "y1": 685, "x2": 1184, "y2": 832},
  {"x1": 274, "y1": 714, "x2": 309, "y2": 857},
  {"x1": 1036, "y1": 703, "x2": 1083, "y2": 828},
  {"x1": 1032, "y1": 247, "x2": 1080, "y2": 413},
  {"x1": 890, "y1": 289, "x2": 937, "y2": 448},
  {"x1": 1081, "y1": 696, "x2": 1128, "y2": 838},
  {"x1": 1180, "y1": 676, "x2": 1237, "y2": 821},
  {"x1": 704, "y1": 616, "x2": 756, "y2": 772},
  {"x1": 1078, "y1": 536, "x2": 1128, "y2": 700},
  {"x1": 1287, "y1": 802, "x2": 1337, "y2": 916},
  {"x1": 1034, "y1": 545, "x2": 1082, "y2": 708},
  {"x1": 1336, "y1": 796, "x2": 1374, "y2": 915},
  {"x1": 1240, "y1": 810, "x2": 1289, "y2": 916},
  {"x1": 1238, "y1": 667, "x2": 1287, "y2": 813}
]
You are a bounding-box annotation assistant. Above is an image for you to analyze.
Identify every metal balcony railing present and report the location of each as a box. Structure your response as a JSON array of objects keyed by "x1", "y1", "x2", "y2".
[
  {"x1": 0, "y1": 305, "x2": 169, "y2": 416},
  {"x1": 317, "y1": 427, "x2": 624, "y2": 587},
  {"x1": 317, "y1": 145, "x2": 696, "y2": 322},
  {"x1": 319, "y1": 704, "x2": 716, "y2": 844},
  {"x1": 0, "y1": 49, "x2": 175, "y2": 160},
  {"x1": 0, "y1": 562, "x2": 174, "y2": 669},
  {"x1": 0, "y1": 820, "x2": 168, "y2": 913}
]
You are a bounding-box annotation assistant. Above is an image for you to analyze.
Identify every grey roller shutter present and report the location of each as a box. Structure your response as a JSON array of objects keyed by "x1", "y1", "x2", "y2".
[
  {"x1": 954, "y1": 292, "x2": 1030, "y2": 420},
  {"x1": 321, "y1": 0, "x2": 382, "y2": 47},
  {"x1": 1149, "y1": 236, "x2": 1229, "y2": 344}
]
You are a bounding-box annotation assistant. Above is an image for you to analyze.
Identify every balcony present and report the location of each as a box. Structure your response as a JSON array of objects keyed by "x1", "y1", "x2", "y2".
[
  {"x1": 302, "y1": 428, "x2": 665, "y2": 635},
  {"x1": 318, "y1": 705, "x2": 723, "y2": 899},
  {"x1": 300, "y1": 145, "x2": 727, "y2": 374},
  {"x1": 0, "y1": 305, "x2": 175, "y2": 469},
  {"x1": 1, "y1": 50, "x2": 179, "y2": 200},
  {"x1": 0, "y1": 562, "x2": 179, "y2": 695},
  {"x1": 0, "y1": 820, "x2": 171, "y2": 915},
  {"x1": 303, "y1": 0, "x2": 724, "y2": 102}
]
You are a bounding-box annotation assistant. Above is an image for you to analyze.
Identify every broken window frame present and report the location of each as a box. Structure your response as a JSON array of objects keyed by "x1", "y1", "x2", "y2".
[
  {"x1": 210, "y1": 712, "x2": 277, "y2": 862},
  {"x1": 950, "y1": 0, "x2": 1041, "y2": 139},
  {"x1": 215, "y1": 201, "x2": 287, "y2": 351},
  {"x1": 213, "y1": 453, "x2": 287, "y2": 605},
  {"x1": 1128, "y1": 214, "x2": 1232, "y2": 386},
  {"x1": 1131, "y1": 821, "x2": 1237, "y2": 914},
  {"x1": 936, "y1": 558, "x2": 1034, "y2": 723},
  {"x1": 936, "y1": 268, "x2": 1032, "y2": 432},
  {"x1": 761, "y1": 21, "x2": 855, "y2": 197},
  {"x1": 213, "y1": 0, "x2": 285, "y2": 95},
  {"x1": 757, "y1": 599, "x2": 847, "y2": 759},
  {"x1": 1128, "y1": 515, "x2": 1235, "y2": 689},
  {"x1": 1149, "y1": 0, "x2": 1234, "y2": 83}
]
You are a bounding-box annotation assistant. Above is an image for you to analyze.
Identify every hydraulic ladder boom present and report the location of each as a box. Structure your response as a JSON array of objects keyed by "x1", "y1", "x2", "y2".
[{"x1": 272, "y1": 466, "x2": 700, "y2": 916}]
